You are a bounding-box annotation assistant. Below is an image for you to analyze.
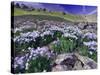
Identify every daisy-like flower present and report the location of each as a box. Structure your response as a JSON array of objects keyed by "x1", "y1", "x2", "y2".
[
  {"x1": 40, "y1": 30, "x2": 53, "y2": 37},
  {"x1": 83, "y1": 41, "x2": 97, "y2": 51},
  {"x1": 89, "y1": 51, "x2": 93, "y2": 55},
  {"x1": 83, "y1": 41, "x2": 97, "y2": 47},
  {"x1": 63, "y1": 33, "x2": 78, "y2": 39},
  {"x1": 83, "y1": 32, "x2": 97, "y2": 40}
]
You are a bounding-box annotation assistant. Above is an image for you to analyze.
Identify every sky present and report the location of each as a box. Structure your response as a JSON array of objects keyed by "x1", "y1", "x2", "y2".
[{"x1": 14, "y1": 1, "x2": 97, "y2": 15}]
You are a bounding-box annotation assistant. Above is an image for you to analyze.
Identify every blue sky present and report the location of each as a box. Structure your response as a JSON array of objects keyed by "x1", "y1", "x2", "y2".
[{"x1": 14, "y1": 1, "x2": 97, "y2": 15}]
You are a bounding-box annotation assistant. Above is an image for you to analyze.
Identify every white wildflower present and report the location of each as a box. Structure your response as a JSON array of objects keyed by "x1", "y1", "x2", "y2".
[
  {"x1": 83, "y1": 32, "x2": 97, "y2": 39},
  {"x1": 63, "y1": 33, "x2": 78, "y2": 39}
]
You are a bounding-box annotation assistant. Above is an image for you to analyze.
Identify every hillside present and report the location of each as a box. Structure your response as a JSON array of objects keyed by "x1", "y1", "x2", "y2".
[
  {"x1": 82, "y1": 15, "x2": 97, "y2": 23},
  {"x1": 12, "y1": 7, "x2": 87, "y2": 22}
]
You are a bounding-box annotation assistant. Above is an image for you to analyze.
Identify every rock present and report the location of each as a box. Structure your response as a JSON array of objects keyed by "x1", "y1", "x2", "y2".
[
  {"x1": 52, "y1": 65, "x2": 68, "y2": 71},
  {"x1": 78, "y1": 22, "x2": 85, "y2": 29},
  {"x1": 52, "y1": 53, "x2": 97, "y2": 71}
]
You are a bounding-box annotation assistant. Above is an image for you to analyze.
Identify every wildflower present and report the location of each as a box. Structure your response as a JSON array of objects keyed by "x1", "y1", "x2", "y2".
[
  {"x1": 89, "y1": 51, "x2": 93, "y2": 55},
  {"x1": 25, "y1": 62, "x2": 29, "y2": 70},
  {"x1": 83, "y1": 32, "x2": 97, "y2": 40},
  {"x1": 83, "y1": 41, "x2": 97, "y2": 47},
  {"x1": 63, "y1": 33, "x2": 78, "y2": 39},
  {"x1": 41, "y1": 30, "x2": 53, "y2": 37}
]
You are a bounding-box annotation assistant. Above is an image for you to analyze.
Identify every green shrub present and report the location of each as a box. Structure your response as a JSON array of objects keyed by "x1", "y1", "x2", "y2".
[
  {"x1": 14, "y1": 42, "x2": 29, "y2": 56},
  {"x1": 26, "y1": 56, "x2": 52, "y2": 73},
  {"x1": 41, "y1": 35, "x2": 53, "y2": 46},
  {"x1": 53, "y1": 30, "x2": 63, "y2": 38},
  {"x1": 14, "y1": 31, "x2": 20, "y2": 36},
  {"x1": 88, "y1": 51, "x2": 97, "y2": 62},
  {"x1": 51, "y1": 36, "x2": 77, "y2": 54},
  {"x1": 78, "y1": 45, "x2": 88, "y2": 56},
  {"x1": 82, "y1": 37, "x2": 90, "y2": 42}
]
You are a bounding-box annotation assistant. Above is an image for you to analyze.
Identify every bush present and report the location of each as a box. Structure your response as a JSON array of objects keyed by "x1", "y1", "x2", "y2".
[
  {"x1": 53, "y1": 30, "x2": 63, "y2": 38},
  {"x1": 26, "y1": 56, "x2": 52, "y2": 73},
  {"x1": 14, "y1": 42, "x2": 29, "y2": 56},
  {"x1": 14, "y1": 31, "x2": 20, "y2": 36},
  {"x1": 78, "y1": 45, "x2": 88, "y2": 56},
  {"x1": 83, "y1": 37, "x2": 90, "y2": 42},
  {"x1": 51, "y1": 36, "x2": 77, "y2": 54},
  {"x1": 34, "y1": 36, "x2": 42, "y2": 47},
  {"x1": 62, "y1": 12, "x2": 66, "y2": 15},
  {"x1": 88, "y1": 51, "x2": 97, "y2": 62},
  {"x1": 41, "y1": 35, "x2": 53, "y2": 46}
]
